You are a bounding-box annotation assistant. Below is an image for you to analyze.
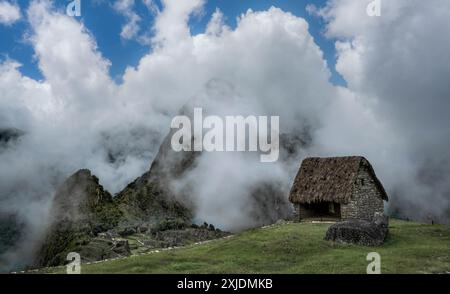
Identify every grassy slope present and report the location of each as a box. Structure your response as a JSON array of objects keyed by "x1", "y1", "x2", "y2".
[{"x1": 41, "y1": 219, "x2": 450, "y2": 274}]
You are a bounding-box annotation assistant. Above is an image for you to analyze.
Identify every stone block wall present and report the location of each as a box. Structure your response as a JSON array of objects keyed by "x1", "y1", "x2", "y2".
[{"x1": 341, "y1": 165, "x2": 384, "y2": 221}]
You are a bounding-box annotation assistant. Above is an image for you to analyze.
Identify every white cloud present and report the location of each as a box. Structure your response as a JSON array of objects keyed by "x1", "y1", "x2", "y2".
[
  {"x1": 0, "y1": 0, "x2": 21, "y2": 25},
  {"x1": 113, "y1": 0, "x2": 141, "y2": 41},
  {"x1": 205, "y1": 8, "x2": 228, "y2": 36},
  {"x1": 142, "y1": 0, "x2": 159, "y2": 14},
  {"x1": 151, "y1": 0, "x2": 204, "y2": 47},
  {"x1": 0, "y1": 1, "x2": 163, "y2": 269},
  {"x1": 0, "y1": 60, "x2": 54, "y2": 127},
  {"x1": 314, "y1": 0, "x2": 450, "y2": 220}
]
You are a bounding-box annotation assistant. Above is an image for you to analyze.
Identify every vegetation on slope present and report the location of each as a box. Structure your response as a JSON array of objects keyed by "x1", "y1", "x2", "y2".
[
  {"x1": 39, "y1": 219, "x2": 450, "y2": 274},
  {"x1": 0, "y1": 214, "x2": 24, "y2": 256},
  {"x1": 35, "y1": 170, "x2": 123, "y2": 267}
]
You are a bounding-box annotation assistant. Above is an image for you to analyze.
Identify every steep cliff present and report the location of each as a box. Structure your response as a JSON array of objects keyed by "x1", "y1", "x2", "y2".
[
  {"x1": 114, "y1": 129, "x2": 196, "y2": 225},
  {"x1": 36, "y1": 169, "x2": 122, "y2": 267}
]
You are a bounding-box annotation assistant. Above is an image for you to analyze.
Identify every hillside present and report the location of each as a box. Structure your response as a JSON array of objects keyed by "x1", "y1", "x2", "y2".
[
  {"x1": 35, "y1": 170, "x2": 123, "y2": 267},
  {"x1": 36, "y1": 219, "x2": 450, "y2": 274}
]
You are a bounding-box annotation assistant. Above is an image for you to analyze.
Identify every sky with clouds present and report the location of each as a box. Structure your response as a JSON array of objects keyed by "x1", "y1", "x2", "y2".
[
  {"x1": 1, "y1": 0, "x2": 450, "y2": 269},
  {"x1": 0, "y1": 0, "x2": 344, "y2": 84}
]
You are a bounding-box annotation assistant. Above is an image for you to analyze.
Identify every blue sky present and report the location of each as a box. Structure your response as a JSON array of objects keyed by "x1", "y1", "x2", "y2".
[{"x1": 0, "y1": 0, "x2": 345, "y2": 85}]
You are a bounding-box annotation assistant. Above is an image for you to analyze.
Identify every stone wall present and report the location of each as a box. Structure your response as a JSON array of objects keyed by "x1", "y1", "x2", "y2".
[{"x1": 341, "y1": 164, "x2": 384, "y2": 221}]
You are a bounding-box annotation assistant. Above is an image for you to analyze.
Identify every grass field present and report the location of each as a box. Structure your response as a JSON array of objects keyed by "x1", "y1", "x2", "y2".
[{"x1": 38, "y1": 219, "x2": 450, "y2": 274}]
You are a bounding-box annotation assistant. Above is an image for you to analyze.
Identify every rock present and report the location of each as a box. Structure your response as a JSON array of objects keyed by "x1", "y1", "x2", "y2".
[
  {"x1": 325, "y1": 217, "x2": 389, "y2": 246},
  {"x1": 113, "y1": 129, "x2": 194, "y2": 226},
  {"x1": 373, "y1": 212, "x2": 389, "y2": 229},
  {"x1": 276, "y1": 219, "x2": 287, "y2": 225},
  {"x1": 118, "y1": 227, "x2": 137, "y2": 237},
  {"x1": 35, "y1": 169, "x2": 123, "y2": 267},
  {"x1": 112, "y1": 240, "x2": 131, "y2": 256}
]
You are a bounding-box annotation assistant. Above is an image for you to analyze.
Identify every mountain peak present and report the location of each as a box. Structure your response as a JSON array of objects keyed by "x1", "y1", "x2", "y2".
[{"x1": 36, "y1": 169, "x2": 122, "y2": 267}]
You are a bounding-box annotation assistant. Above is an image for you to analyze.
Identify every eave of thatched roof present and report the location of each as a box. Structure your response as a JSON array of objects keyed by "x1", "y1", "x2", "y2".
[{"x1": 289, "y1": 156, "x2": 388, "y2": 204}]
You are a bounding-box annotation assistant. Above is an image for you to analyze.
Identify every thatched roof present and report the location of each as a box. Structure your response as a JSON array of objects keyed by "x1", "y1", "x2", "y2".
[{"x1": 289, "y1": 156, "x2": 388, "y2": 204}]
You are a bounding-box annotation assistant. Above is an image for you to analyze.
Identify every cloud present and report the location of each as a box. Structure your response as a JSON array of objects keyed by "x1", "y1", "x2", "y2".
[
  {"x1": 142, "y1": 0, "x2": 159, "y2": 15},
  {"x1": 312, "y1": 0, "x2": 450, "y2": 220},
  {"x1": 151, "y1": 0, "x2": 205, "y2": 47},
  {"x1": 113, "y1": 0, "x2": 142, "y2": 41},
  {"x1": 0, "y1": 0, "x2": 164, "y2": 270},
  {"x1": 123, "y1": 5, "x2": 397, "y2": 230},
  {"x1": 0, "y1": 0, "x2": 21, "y2": 25}
]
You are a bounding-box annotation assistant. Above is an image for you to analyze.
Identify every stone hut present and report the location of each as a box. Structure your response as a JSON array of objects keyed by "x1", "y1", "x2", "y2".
[{"x1": 289, "y1": 156, "x2": 388, "y2": 221}]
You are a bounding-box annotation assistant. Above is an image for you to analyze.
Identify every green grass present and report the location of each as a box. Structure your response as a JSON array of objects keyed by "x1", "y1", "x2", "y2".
[{"x1": 39, "y1": 219, "x2": 450, "y2": 274}]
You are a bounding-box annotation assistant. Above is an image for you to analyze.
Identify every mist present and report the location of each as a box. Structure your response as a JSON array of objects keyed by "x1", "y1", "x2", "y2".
[{"x1": 1, "y1": 0, "x2": 450, "y2": 271}]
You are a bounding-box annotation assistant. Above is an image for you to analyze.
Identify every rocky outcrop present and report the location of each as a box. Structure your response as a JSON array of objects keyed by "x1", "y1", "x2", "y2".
[
  {"x1": 36, "y1": 161, "x2": 194, "y2": 267},
  {"x1": 35, "y1": 169, "x2": 123, "y2": 267},
  {"x1": 114, "y1": 174, "x2": 192, "y2": 225},
  {"x1": 114, "y1": 128, "x2": 195, "y2": 225},
  {"x1": 325, "y1": 214, "x2": 389, "y2": 246}
]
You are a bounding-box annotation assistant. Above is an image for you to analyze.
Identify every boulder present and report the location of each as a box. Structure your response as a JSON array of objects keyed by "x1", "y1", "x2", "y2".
[
  {"x1": 325, "y1": 217, "x2": 389, "y2": 246},
  {"x1": 373, "y1": 212, "x2": 389, "y2": 229},
  {"x1": 112, "y1": 240, "x2": 131, "y2": 256}
]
